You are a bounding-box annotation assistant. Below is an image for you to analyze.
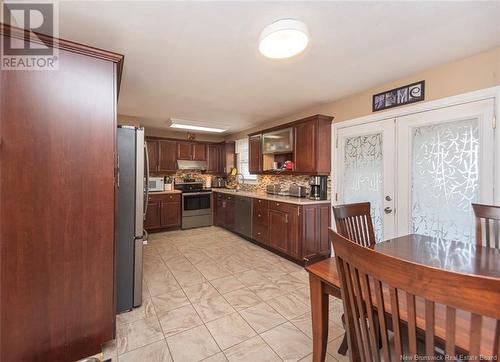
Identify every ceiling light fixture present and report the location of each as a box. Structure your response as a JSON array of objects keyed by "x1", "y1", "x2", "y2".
[
  {"x1": 259, "y1": 19, "x2": 309, "y2": 59},
  {"x1": 169, "y1": 119, "x2": 227, "y2": 133}
]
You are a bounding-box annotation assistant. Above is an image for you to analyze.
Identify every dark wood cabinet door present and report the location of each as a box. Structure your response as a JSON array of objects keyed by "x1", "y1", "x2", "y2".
[
  {"x1": 158, "y1": 140, "x2": 177, "y2": 172},
  {"x1": 288, "y1": 206, "x2": 300, "y2": 258},
  {"x1": 224, "y1": 142, "x2": 236, "y2": 173},
  {"x1": 249, "y1": 135, "x2": 262, "y2": 174},
  {"x1": 207, "y1": 144, "x2": 219, "y2": 172},
  {"x1": 146, "y1": 140, "x2": 159, "y2": 173},
  {"x1": 317, "y1": 204, "x2": 331, "y2": 255},
  {"x1": 192, "y1": 143, "x2": 206, "y2": 161},
  {"x1": 224, "y1": 196, "x2": 235, "y2": 231},
  {"x1": 177, "y1": 141, "x2": 192, "y2": 160},
  {"x1": 217, "y1": 144, "x2": 226, "y2": 174},
  {"x1": 301, "y1": 206, "x2": 318, "y2": 261},
  {"x1": 294, "y1": 120, "x2": 316, "y2": 173},
  {"x1": 144, "y1": 201, "x2": 162, "y2": 230},
  {"x1": 161, "y1": 200, "x2": 181, "y2": 227},
  {"x1": 268, "y1": 209, "x2": 289, "y2": 254},
  {"x1": 215, "y1": 195, "x2": 225, "y2": 226}
]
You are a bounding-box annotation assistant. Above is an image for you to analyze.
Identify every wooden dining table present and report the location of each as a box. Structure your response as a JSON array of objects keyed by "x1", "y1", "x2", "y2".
[{"x1": 305, "y1": 234, "x2": 500, "y2": 362}]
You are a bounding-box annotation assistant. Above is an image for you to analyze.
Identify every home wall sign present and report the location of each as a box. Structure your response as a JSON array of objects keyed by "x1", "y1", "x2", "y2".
[{"x1": 372, "y1": 80, "x2": 425, "y2": 112}]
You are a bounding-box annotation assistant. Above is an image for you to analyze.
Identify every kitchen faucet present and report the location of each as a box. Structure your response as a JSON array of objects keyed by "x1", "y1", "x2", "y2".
[{"x1": 235, "y1": 173, "x2": 244, "y2": 192}]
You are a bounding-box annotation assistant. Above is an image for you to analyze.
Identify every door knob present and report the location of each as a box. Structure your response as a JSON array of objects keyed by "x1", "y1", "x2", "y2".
[{"x1": 384, "y1": 207, "x2": 393, "y2": 214}]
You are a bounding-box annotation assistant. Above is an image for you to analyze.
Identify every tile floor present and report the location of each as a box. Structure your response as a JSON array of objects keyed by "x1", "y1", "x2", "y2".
[{"x1": 104, "y1": 226, "x2": 349, "y2": 362}]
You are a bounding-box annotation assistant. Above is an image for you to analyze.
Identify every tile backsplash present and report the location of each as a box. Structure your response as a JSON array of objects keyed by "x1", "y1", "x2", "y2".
[{"x1": 158, "y1": 171, "x2": 331, "y2": 199}]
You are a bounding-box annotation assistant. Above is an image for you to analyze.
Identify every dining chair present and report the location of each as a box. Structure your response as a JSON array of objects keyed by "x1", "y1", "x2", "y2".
[
  {"x1": 332, "y1": 202, "x2": 376, "y2": 354},
  {"x1": 472, "y1": 203, "x2": 500, "y2": 248},
  {"x1": 331, "y1": 230, "x2": 500, "y2": 362},
  {"x1": 332, "y1": 202, "x2": 376, "y2": 248}
]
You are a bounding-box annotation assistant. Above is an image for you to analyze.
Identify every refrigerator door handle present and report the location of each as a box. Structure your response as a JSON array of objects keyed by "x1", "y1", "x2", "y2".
[{"x1": 144, "y1": 141, "x2": 150, "y2": 219}]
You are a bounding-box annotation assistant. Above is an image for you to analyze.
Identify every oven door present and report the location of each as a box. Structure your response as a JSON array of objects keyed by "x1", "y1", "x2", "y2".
[{"x1": 182, "y1": 192, "x2": 212, "y2": 216}]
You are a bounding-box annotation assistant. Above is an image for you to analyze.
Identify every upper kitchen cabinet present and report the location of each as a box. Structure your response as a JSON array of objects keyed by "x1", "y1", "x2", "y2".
[
  {"x1": 248, "y1": 114, "x2": 333, "y2": 175},
  {"x1": 177, "y1": 141, "x2": 193, "y2": 160},
  {"x1": 206, "y1": 144, "x2": 220, "y2": 173},
  {"x1": 146, "y1": 138, "x2": 177, "y2": 173},
  {"x1": 158, "y1": 140, "x2": 177, "y2": 172},
  {"x1": 192, "y1": 143, "x2": 206, "y2": 161},
  {"x1": 249, "y1": 135, "x2": 263, "y2": 174},
  {"x1": 146, "y1": 139, "x2": 160, "y2": 173},
  {"x1": 177, "y1": 141, "x2": 207, "y2": 161},
  {"x1": 293, "y1": 115, "x2": 332, "y2": 175}
]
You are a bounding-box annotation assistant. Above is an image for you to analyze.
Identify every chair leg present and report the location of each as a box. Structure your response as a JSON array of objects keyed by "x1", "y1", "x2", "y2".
[
  {"x1": 338, "y1": 334, "x2": 349, "y2": 355},
  {"x1": 337, "y1": 313, "x2": 349, "y2": 355}
]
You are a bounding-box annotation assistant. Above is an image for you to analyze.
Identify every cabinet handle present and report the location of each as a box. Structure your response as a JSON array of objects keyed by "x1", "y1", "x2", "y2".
[
  {"x1": 258, "y1": 214, "x2": 261, "y2": 217},
  {"x1": 257, "y1": 232, "x2": 261, "y2": 236},
  {"x1": 258, "y1": 200, "x2": 261, "y2": 203},
  {"x1": 285, "y1": 214, "x2": 288, "y2": 223},
  {"x1": 276, "y1": 203, "x2": 280, "y2": 206}
]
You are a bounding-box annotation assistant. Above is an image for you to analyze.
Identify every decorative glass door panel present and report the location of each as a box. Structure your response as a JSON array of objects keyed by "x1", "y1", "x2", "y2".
[
  {"x1": 411, "y1": 119, "x2": 479, "y2": 241},
  {"x1": 336, "y1": 119, "x2": 396, "y2": 242},
  {"x1": 397, "y1": 99, "x2": 494, "y2": 242},
  {"x1": 343, "y1": 133, "x2": 384, "y2": 241}
]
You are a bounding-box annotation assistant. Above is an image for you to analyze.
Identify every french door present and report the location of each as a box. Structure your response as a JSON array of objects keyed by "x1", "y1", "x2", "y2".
[
  {"x1": 335, "y1": 98, "x2": 495, "y2": 243},
  {"x1": 336, "y1": 118, "x2": 396, "y2": 241}
]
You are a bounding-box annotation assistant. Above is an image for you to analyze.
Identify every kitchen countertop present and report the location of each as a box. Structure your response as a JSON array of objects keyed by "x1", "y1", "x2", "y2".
[
  {"x1": 212, "y1": 188, "x2": 331, "y2": 205},
  {"x1": 149, "y1": 190, "x2": 182, "y2": 195}
]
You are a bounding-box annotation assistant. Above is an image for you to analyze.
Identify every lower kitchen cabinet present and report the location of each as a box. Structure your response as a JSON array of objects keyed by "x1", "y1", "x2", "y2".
[
  {"x1": 215, "y1": 191, "x2": 330, "y2": 265},
  {"x1": 145, "y1": 193, "x2": 181, "y2": 232},
  {"x1": 213, "y1": 193, "x2": 235, "y2": 230}
]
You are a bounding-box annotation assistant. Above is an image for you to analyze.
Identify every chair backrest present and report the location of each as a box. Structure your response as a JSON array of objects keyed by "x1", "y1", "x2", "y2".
[
  {"x1": 472, "y1": 203, "x2": 500, "y2": 248},
  {"x1": 330, "y1": 229, "x2": 500, "y2": 362},
  {"x1": 333, "y1": 202, "x2": 376, "y2": 247}
]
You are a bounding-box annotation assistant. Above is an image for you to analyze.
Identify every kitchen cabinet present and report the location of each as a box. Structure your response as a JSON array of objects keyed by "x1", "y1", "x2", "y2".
[
  {"x1": 1, "y1": 25, "x2": 123, "y2": 361},
  {"x1": 293, "y1": 120, "x2": 316, "y2": 173},
  {"x1": 144, "y1": 200, "x2": 162, "y2": 230},
  {"x1": 192, "y1": 143, "x2": 206, "y2": 161},
  {"x1": 301, "y1": 204, "x2": 331, "y2": 261},
  {"x1": 207, "y1": 144, "x2": 219, "y2": 173},
  {"x1": 146, "y1": 140, "x2": 160, "y2": 173},
  {"x1": 247, "y1": 114, "x2": 333, "y2": 175},
  {"x1": 158, "y1": 140, "x2": 177, "y2": 172},
  {"x1": 177, "y1": 141, "x2": 207, "y2": 161},
  {"x1": 268, "y1": 202, "x2": 300, "y2": 258},
  {"x1": 145, "y1": 193, "x2": 181, "y2": 232},
  {"x1": 177, "y1": 141, "x2": 193, "y2": 160},
  {"x1": 249, "y1": 135, "x2": 262, "y2": 174},
  {"x1": 224, "y1": 141, "x2": 236, "y2": 173},
  {"x1": 213, "y1": 193, "x2": 236, "y2": 230},
  {"x1": 214, "y1": 191, "x2": 330, "y2": 265},
  {"x1": 293, "y1": 115, "x2": 332, "y2": 175}
]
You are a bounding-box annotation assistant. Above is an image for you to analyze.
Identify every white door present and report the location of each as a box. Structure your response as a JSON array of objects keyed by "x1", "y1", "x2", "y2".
[
  {"x1": 396, "y1": 99, "x2": 495, "y2": 242},
  {"x1": 335, "y1": 118, "x2": 396, "y2": 241}
]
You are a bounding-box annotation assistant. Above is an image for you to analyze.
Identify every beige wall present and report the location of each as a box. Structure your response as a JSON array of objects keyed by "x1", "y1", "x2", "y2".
[
  {"x1": 227, "y1": 47, "x2": 500, "y2": 141},
  {"x1": 118, "y1": 115, "x2": 226, "y2": 142}
]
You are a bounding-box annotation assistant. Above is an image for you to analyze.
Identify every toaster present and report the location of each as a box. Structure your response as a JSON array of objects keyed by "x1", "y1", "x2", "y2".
[{"x1": 288, "y1": 185, "x2": 307, "y2": 198}]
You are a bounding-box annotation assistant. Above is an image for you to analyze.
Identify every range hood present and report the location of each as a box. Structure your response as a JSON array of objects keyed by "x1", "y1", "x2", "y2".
[{"x1": 177, "y1": 160, "x2": 207, "y2": 171}]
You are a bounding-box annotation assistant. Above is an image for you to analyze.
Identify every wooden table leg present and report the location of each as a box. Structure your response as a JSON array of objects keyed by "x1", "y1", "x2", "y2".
[{"x1": 309, "y1": 274, "x2": 329, "y2": 362}]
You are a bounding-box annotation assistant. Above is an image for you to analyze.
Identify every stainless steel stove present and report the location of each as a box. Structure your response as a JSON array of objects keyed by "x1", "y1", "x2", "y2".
[{"x1": 175, "y1": 180, "x2": 213, "y2": 229}]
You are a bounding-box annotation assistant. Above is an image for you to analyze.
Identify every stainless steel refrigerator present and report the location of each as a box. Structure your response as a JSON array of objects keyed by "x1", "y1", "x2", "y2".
[{"x1": 117, "y1": 126, "x2": 148, "y2": 313}]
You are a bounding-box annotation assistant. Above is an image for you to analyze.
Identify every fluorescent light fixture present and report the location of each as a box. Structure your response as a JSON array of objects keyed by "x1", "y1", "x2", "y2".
[
  {"x1": 169, "y1": 119, "x2": 227, "y2": 133},
  {"x1": 259, "y1": 19, "x2": 309, "y2": 59}
]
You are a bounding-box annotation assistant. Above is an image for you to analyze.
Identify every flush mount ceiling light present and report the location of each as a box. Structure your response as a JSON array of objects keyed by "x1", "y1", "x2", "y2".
[
  {"x1": 169, "y1": 118, "x2": 227, "y2": 133},
  {"x1": 259, "y1": 19, "x2": 309, "y2": 59}
]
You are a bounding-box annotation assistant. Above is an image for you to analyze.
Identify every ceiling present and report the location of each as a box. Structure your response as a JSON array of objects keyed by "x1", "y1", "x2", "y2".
[{"x1": 58, "y1": 1, "x2": 500, "y2": 134}]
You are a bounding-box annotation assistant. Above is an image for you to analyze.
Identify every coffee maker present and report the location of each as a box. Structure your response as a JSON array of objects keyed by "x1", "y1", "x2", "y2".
[{"x1": 309, "y1": 176, "x2": 328, "y2": 200}]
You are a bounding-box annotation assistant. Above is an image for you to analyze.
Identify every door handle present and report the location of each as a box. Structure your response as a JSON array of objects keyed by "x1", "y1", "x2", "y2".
[{"x1": 384, "y1": 207, "x2": 393, "y2": 214}]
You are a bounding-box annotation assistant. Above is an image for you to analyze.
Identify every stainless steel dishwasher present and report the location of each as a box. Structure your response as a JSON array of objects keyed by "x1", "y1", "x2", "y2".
[{"x1": 234, "y1": 195, "x2": 252, "y2": 238}]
